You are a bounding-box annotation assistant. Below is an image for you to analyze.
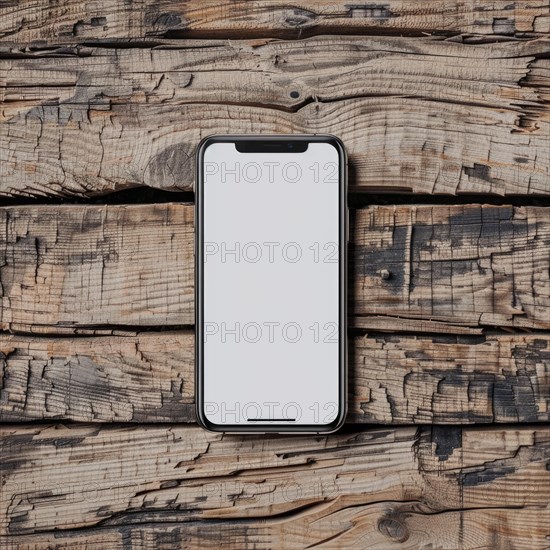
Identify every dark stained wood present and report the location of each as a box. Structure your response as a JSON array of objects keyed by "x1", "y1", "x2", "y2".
[
  {"x1": 1, "y1": 0, "x2": 548, "y2": 44},
  {"x1": 0, "y1": 424, "x2": 548, "y2": 548},
  {"x1": 1, "y1": 36, "x2": 548, "y2": 198},
  {"x1": 2, "y1": 332, "x2": 548, "y2": 424},
  {"x1": 1, "y1": 204, "x2": 548, "y2": 333}
]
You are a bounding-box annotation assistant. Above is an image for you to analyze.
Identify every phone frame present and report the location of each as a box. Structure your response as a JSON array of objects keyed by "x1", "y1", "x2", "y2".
[{"x1": 195, "y1": 134, "x2": 348, "y2": 434}]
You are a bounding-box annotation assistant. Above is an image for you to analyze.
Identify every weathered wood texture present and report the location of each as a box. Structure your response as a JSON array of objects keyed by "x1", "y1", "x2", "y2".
[
  {"x1": 1, "y1": 332, "x2": 548, "y2": 424},
  {"x1": 353, "y1": 204, "x2": 550, "y2": 330},
  {"x1": 1, "y1": 36, "x2": 548, "y2": 198},
  {"x1": 1, "y1": 0, "x2": 549, "y2": 44},
  {"x1": 3, "y1": 507, "x2": 549, "y2": 550},
  {"x1": 0, "y1": 204, "x2": 194, "y2": 331},
  {"x1": 0, "y1": 424, "x2": 548, "y2": 548},
  {"x1": 1, "y1": 203, "x2": 548, "y2": 333},
  {"x1": 0, "y1": 332, "x2": 194, "y2": 423},
  {"x1": 1, "y1": 5, "x2": 548, "y2": 550}
]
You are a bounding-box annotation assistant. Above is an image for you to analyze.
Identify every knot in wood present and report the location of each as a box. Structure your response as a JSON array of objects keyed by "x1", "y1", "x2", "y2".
[{"x1": 378, "y1": 516, "x2": 409, "y2": 542}]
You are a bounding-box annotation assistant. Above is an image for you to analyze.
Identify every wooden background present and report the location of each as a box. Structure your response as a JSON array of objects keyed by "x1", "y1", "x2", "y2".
[{"x1": 1, "y1": 1, "x2": 549, "y2": 548}]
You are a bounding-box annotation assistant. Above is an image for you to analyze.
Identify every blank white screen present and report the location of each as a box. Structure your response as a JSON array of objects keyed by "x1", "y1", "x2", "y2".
[{"x1": 202, "y1": 142, "x2": 340, "y2": 426}]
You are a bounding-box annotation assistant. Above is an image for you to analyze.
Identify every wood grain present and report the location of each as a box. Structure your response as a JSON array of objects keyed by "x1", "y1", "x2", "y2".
[
  {"x1": 351, "y1": 333, "x2": 550, "y2": 423},
  {"x1": 0, "y1": 424, "x2": 548, "y2": 548},
  {"x1": 1, "y1": 331, "x2": 548, "y2": 424},
  {"x1": 1, "y1": 0, "x2": 548, "y2": 44},
  {"x1": 0, "y1": 332, "x2": 194, "y2": 423},
  {"x1": 1, "y1": 203, "x2": 548, "y2": 332},
  {"x1": 353, "y1": 204, "x2": 550, "y2": 330},
  {"x1": 3, "y1": 506, "x2": 548, "y2": 550},
  {"x1": 1, "y1": 5, "x2": 548, "y2": 550},
  {"x1": 1, "y1": 36, "x2": 548, "y2": 198},
  {"x1": 0, "y1": 204, "x2": 194, "y2": 331}
]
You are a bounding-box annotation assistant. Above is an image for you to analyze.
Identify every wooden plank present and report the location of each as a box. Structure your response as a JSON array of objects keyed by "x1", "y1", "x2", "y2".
[
  {"x1": 0, "y1": 204, "x2": 194, "y2": 331},
  {"x1": 1, "y1": 37, "x2": 548, "y2": 198},
  {"x1": 0, "y1": 332, "x2": 194, "y2": 423},
  {"x1": 1, "y1": 332, "x2": 548, "y2": 424},
  {"x1": 0, "y1": 424, "x2": 548, "y2": 547},
  {"x1": 1, "y1": 204, "x2": 548, "y2": 332},
  {"x1": 3, "y1": 37, "x2": 547, "y2": 114},
  {"x1": 2, "y1": 506, "x2": 549, "y2": 550},
  {"x1": 353, "y1": 204, "x2": 550, "y2": 330},
  {"x1": 1, "y1": 0, "x2": 548, "y2": 44},
  {"x1": 351, "y1": 332, "x2": 550, "y2": 423}
]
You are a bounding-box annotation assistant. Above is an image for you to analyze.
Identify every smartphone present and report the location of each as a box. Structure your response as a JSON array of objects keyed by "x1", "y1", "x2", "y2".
[{"x1": 195, "y1": 134, "x2": 347, "y2": 433}]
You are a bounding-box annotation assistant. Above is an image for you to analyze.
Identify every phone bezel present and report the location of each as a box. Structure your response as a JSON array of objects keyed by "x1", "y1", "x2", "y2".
[{"x1": 195, "y1": 134, "x2": 348, "y2": 434}]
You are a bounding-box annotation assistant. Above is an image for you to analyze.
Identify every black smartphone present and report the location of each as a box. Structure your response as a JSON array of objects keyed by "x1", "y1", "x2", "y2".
[{"x1": 195, "y1": 135, "x2": 347, "y2": 433}]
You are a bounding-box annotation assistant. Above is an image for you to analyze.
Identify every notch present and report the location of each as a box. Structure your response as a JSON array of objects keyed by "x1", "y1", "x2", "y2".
[{"x1": 235, "y1": 140, "x2": 308, "y2": 153}]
